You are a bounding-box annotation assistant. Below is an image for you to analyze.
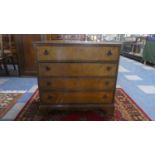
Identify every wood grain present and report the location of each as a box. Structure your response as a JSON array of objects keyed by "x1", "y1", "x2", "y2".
[
  {"x1": 39, "y1": 78, "x2": 115, "y2": 90},
  {"x1": 37, "y1": 46, "x2": 119, "y2": 61},
  {"x1": 41, "y1": 91, "x2": 113, "y2": 104},
  {"x1": 34, "y1": 40, "x2": 121, "y2": 117},
  {"x1": 15, "y1": 34, "x2": 41, "y2": 75},
  {"x1": 38, "y1": 63, "x2": 117, "y2": 77}
]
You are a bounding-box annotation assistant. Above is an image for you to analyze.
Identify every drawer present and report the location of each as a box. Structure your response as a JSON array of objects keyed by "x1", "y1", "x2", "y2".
[
  {"x1": 39, "y1": 78, "x2": 115, "y2": 90},
  {"x1": 37, "y1": 46, "x2": 119, "y2": 61},
  {"x1": 38, "y1": 63, "x2": 117, "y2": 77},
  {"x1": 40, "y1": 91, "x2": 114, "y2": 104}
]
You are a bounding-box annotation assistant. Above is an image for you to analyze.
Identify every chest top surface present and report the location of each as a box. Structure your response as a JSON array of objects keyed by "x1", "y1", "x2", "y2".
[{"x1": 33, "y1": 40, "x2": 122, "y2": 47}]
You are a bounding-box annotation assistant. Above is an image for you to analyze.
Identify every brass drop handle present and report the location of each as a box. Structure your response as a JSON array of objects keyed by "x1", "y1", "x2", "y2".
[
  {"x1": 102, "y1": 94, "x2": 107, "y2": 99},
  {"x1": 46, "y1": 66, "x2": 51, "y2": 71},
  {"x1": 48, "y1": 95, "x2": 53, "y2": 99},
  {"x1": 106, "y1": 66, "x2": 112, "y2": 71},
  {"x1": 106, "y1": 50, "x2": 112, "y2": 56},
  {"x1": 105, "y1": 81, "x2": 109, "y2": 86},
  {"x1": 44, "y1": 49, "x2": 49, "y2": 55},
  {"x1": 47, "y1": 81, "x2": 52, "y2": 86}
]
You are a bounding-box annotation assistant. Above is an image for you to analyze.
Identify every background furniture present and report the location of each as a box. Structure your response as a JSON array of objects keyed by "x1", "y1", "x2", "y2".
[
  {"x1": 143, "y1": 40, "x2": 155, "y2": 65},
  {"x1": 0, "y1": 34, "x2": 18, "y2": 75},
  {"x1": 34, "y1": 40, "x2": 121, "y2": 117},
  {"x1": 15, "y1": 34, "x2": 42, "y2": 75},
  {"x1": 0, "y1": 35, "x2": 9, "y2": 75},
  {"x1": 121, "y1": 37, "x2": 146, "y2": 62},
  {"x1": 0, "y1": 57, "x2": 9, "y2": 75},
  {"x1": 45, "y1": 34, "x2": 86, "y2": 41},
  {"x1": 2, "y1": 34, "x2": 17, "y2": 70}
]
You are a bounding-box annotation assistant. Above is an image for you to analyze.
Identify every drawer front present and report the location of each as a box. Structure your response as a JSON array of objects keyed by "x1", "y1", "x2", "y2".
[
  {"x1": 39, "y1": 78, "x2": 115, "y2": 90},
  {"x1": 37, "y1": 46, "x2": 119, "y2": 61},
  {"x1": 38, "y1": 63, "x2": 117, "y2": 77},
  {"x1": 40, "y1": 91, "x2": 114, "y2": 104}
]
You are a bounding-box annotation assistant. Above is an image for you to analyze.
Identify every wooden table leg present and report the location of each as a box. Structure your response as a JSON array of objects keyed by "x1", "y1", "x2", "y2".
[
  {"x1": 3, "y1": 58, "x2": 9, "y2": 75},
  {"x1": 10, "y1": 56, "x2": 16, "y2": 70}
]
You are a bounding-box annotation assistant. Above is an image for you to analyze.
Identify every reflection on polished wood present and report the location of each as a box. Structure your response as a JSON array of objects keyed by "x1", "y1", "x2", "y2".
[
  {"x1": 41, "y1": 91, "x2": 114, "y2": 104},
  {"x1": 39, "y1": 78, "x2": 115, "y2": 91},
  {"x1": 38, "y1": 63, "x2": 117, "y2": 77},
  {"x1": 37, "y1": 46, "x2": 119, "y2": 61}
]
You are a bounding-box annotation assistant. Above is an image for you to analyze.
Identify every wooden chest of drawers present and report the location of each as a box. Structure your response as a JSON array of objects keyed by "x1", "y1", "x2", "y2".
[{"x1": 34, "y1": 40, "x2": 121, "y2": 117}]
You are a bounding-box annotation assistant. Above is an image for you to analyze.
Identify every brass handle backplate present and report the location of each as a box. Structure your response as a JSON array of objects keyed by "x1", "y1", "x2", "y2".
[
  {"x1": 106, "y1": 50, "x2": 112, "y2": 56},
  {"x1": 48, "y1": 95, "x2": 53, "y2": 99},
  {"x1": 103, "y1": 94, "x2": 107, "y2": 99},
  {"x1": 106, "y1": 66, "x2": 112, "y2": 71},
  {"x1": 44, "y1": 50, "x2": 49, "y2": 55},
  {"x1": 46, "y1": 66, "x2": 51, "y2": 71}
]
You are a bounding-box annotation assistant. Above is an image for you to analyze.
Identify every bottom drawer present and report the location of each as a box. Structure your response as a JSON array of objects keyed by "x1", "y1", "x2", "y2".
[{"x1": 40, "y1": 91, "x2": 114, "y2": 104}]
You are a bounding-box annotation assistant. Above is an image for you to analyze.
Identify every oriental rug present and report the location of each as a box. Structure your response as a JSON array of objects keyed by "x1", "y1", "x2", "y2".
[
  {"x1": 15, "y1": 89, "x2": 151, "y2": 121},
  {"x1": 0, "y1": 93, "x2": 23, "y2": 118}
]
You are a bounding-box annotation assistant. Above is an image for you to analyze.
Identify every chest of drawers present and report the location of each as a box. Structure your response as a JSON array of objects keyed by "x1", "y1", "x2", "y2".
[{"x1": 34, "y1": 40, "x2": 121, "y2": 117}]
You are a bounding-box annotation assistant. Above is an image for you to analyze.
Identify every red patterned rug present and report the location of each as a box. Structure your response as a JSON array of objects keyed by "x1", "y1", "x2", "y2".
[
  {"x1": 15, "y1": 88, "x2": 151, "y2": 121},
  {"x1": 0, "y1": 93, "x2": 23, "y2": 118}
]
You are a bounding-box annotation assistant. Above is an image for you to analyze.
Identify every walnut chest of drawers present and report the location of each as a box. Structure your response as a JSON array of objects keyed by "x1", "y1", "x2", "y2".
[{"x1": 34, "y1": 40, "x2": 121, "y2": 117}]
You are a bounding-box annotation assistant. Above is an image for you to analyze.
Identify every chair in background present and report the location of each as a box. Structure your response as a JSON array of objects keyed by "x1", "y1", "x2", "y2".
[
  {"x1": 0, "y1": 34, "x2": 17, "y2": 75},
  {"x1": 0, "y1": 34, "x2": 9, "y2": 75}
]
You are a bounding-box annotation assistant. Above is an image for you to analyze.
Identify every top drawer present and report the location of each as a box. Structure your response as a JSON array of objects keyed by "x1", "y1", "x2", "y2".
[{"x1": 37, "y1": 46, "x2": 119, "y2": 61}]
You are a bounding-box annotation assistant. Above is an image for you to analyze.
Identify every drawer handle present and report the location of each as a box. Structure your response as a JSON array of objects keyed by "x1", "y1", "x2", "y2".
[
  {"x1": 48, "y1": 95, "x2": 53, "y2": 99},
  {"x1": 106, "y1": 50, "x2": 112, "y2": 56},
  {"x1": 102, "y1": 94, "x2": 107, "y2": 99},
  {"x1": 47, "y1": 81, "x2": 51, "y2": 86},
  {"x1": 44, "y1": 50, "x2": 49, "y2": 55},
  {"x1": 105, "y1": 81, "x2": 109, "y2": 86},
  {"x1": 45, "y1": 66, "x2": 51, "y2": 71},
  {"x1": 106, "y1": 66, "x2": 112, "y2": 71}
]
